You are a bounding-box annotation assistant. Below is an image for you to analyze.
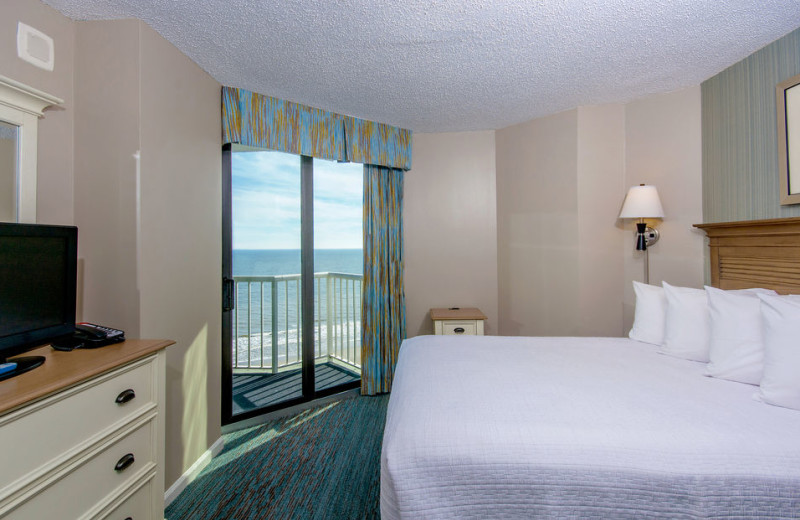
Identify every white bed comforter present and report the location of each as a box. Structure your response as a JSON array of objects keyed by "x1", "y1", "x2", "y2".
[{"x1": 380, "y1": 335, "x2": 800, "y2": 519}]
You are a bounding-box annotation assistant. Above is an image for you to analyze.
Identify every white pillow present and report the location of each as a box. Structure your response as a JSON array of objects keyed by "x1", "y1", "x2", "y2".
[
  {"x1": 705, "y1": 285, "x2": 776, "y2": 384},
  {"x1": 757, "y1": 293, "x2": 800, "y2": 411},
  {"x1": 661, "y1": 282, "x2": 710, "y2": 362},
  {"x1": 628, "y1": 281, "x2": 666, "y2": 345}
]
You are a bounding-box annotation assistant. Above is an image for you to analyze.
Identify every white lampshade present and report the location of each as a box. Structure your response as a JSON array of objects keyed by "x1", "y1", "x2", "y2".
[{"x1": 618, "y1": 184, "x2": 664, "y2": 219}]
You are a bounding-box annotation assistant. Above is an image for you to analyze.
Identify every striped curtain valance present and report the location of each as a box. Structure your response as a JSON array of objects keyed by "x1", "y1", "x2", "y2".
[
  {"x1": 345, "y1": 117, "x2": 412, "y2": 171},
  {"x1": 222, "y1": 86, "x2": 346, "y2": 161},
  {"x1": 222, "y1": 86, "x2": 412, "y2": 170}
]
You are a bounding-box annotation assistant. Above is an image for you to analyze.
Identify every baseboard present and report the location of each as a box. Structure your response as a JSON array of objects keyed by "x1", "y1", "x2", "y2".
[{"x1": 164, "y1": 436, "x2": 225, "y2": 507}]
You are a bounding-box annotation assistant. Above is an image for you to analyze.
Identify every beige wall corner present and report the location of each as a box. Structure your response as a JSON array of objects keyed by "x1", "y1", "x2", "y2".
[
  {"x1": 1, "y1": 0, "x2": 75, "y2": 225},
  {"x1": 622, "y1": 86, "x2": 704, "y2": 332},
  {"x1": 577, "y1": 104, "x2": 626, "y2": 336},
  {"x1": 496, "y1": 92, "x2": 702, "y2": 338},
  {"x1": 137, "y1": 21, "x2": 222, "y2": 489},
  {"x1": 404, "y1": 131, "x2": 498, "y2": 336},
  {"x1": 74, "y1": 19, "x2": 142, "y2": 336},
  {"x1": 496, "y1": 110, "x2": 580, "y2": 336},
  {"x1": 73, "y1": 17, "x2": 222, "y2": 492}
]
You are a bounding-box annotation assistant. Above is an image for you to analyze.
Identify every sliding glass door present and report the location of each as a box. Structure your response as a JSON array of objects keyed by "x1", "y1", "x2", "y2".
[
  {"x1": 222, "y1": 145, "x2": 362, "y2": 424},
  {"x1": 312, "y1": 158, "x2": 363, "y2": 392}
]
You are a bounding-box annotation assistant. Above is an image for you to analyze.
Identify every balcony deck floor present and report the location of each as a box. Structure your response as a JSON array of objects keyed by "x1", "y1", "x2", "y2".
[{"x1": 232, "y1": 362, "x2": 360, "y2": 415}]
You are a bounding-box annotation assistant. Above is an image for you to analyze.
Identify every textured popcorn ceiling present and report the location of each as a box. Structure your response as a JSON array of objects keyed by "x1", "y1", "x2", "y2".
[{"x1": 43, "y1": 0, "x2": 800, "y2": 132}]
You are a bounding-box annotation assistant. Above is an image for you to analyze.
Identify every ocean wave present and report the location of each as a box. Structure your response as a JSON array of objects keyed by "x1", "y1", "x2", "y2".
[{"x1": 233, "y1": 320, "x2": 362, "y2": 368}]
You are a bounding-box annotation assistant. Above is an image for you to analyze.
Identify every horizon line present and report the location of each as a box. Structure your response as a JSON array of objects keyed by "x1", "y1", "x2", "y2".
[{"x1": 233, "y1": 248, "x2": 362, "y2": 251}]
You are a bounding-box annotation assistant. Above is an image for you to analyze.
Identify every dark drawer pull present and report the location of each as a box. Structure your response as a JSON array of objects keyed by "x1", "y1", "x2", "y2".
[
  {"x1": 454, "y1": 327, "x2": 465, "y2": 334},
  {"x1": 124, "y1": 518, "x2": 132, "y2": 520},
  {"x1": 114, "y1": 453, "x2": 135, "y2": 472},
  {"x1": 115, "y1": 389, "x2": 136, "y2": 404}
]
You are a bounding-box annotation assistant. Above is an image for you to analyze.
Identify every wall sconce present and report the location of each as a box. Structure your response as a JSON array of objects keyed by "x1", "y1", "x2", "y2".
[{"x1": 619, "y1": 184, "x2": 664, "y2": 284}]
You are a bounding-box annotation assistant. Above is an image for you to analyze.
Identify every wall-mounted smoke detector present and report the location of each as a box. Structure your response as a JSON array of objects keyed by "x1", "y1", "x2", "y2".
[{"x1": 17, "y1": 22, "x2": 54, "y2": 72}]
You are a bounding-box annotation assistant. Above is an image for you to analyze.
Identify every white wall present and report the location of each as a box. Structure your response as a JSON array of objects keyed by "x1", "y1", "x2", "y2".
[
  {"x1": 73, "y1": 18, "x2": 222, "y2": 489},
  {"x1": 496, "y1": 106, "x2": 627, "y2": 337},
  {"x1": 496, "y1": 110, "x2": 581, "y2": 336},
  {"x1": 405, "y1": 131, "x2": 498, "y2": 336},
  {"x1": 495, "y1": 89, "x2": 702, "y2": 337},
  {"x1": 138, "y1": 22, "x2": 222, "y2": 487},
  {"x1": 622, "y1": 86, "x2": 705, "y2": 331},
  {"x1": 74, "y1": 19, "x2": 141, "y2": 334},
  {"x1": 577, "y1": 105, "x2": 626, "y2": 336}
]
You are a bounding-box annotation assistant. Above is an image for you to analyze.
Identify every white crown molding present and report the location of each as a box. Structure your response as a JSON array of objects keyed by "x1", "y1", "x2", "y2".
[{"x1": 0, "y1": 75, "x2": 62, "y2": 117}]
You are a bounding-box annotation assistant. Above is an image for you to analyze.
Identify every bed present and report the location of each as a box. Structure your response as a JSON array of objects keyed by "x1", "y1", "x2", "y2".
[{"x1": 380, "y1": 217, "x2": 800, "y2": 519}]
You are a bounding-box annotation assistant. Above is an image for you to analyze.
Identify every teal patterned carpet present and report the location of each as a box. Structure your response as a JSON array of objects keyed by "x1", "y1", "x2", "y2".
[{"x1": 166, "y1": 394, "x2": 389, "y2": 519}]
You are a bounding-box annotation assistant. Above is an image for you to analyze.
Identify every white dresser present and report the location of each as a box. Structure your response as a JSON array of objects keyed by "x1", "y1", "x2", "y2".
[{"x1": 0, "y1": 339, "x2": 173, "y2": 519}]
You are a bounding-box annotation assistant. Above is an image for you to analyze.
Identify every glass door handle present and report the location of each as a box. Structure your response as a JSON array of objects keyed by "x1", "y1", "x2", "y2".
[{"x1": 222, "y1": 277, "x2": 235, "y2": 312}]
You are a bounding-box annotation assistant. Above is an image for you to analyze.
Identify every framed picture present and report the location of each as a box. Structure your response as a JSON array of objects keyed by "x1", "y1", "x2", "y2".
[{"x1": 777, "y1": 72, "x2": 800, "y2": 205}]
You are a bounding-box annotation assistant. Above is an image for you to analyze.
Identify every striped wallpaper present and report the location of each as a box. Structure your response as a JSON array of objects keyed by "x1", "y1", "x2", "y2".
[{"x1": 702, "y1": 27, "x2": 800, "y2": 222}]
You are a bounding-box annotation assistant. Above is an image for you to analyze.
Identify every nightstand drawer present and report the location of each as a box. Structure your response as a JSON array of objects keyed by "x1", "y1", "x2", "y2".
[
  {"x1": 441, "y1": 321, "x2": 477, "y2": 335},
  {"x1": 430, "y1": 307, "x2": 487, "y2": 336}
]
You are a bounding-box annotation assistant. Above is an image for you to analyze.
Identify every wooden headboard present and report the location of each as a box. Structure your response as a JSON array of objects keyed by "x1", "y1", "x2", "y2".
[{"x1": 694, "y1": 217, "x2": 800, "y2": 294}]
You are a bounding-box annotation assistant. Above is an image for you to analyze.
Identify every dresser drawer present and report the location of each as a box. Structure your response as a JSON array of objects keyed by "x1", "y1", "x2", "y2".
[
  {"x1": 0, "y1": 356, "x2": 157, "y2": 495},
  {"x1": 4, "y1": 418, "x2": 156, "y2": 519},
  {"x1": 99, "y1": 475, "x2": 155, "y2": 520},
  {"x1": 441, "y1": 321, "x2": 477, "y2": 335}
]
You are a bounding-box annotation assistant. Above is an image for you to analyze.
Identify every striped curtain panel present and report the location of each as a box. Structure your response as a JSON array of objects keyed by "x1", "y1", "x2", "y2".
[{"x1": 361, "y1": 165, "x2": 406, "y2": 395}]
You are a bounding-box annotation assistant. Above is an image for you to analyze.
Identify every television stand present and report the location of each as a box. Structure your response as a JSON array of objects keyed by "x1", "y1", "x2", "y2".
[{"x1": 0, "y1": 355, "x2": 45, "y2": 382}]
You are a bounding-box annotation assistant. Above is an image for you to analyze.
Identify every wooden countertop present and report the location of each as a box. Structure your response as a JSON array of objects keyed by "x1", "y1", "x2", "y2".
[
  {"x1": 430, "y1": 307, "x2": 487, "y2": 321},
  {"x1": 0, "y1": 339, "x2": 174, "y2": 415}
]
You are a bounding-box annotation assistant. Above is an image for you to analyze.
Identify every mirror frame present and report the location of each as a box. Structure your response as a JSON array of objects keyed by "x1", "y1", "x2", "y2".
[
  {"x1": 0, "y1": 75, "x2": 62, "y2": 222},
  {"x1": 777, "y1": 72, "x2": 800, "y2": 206}
]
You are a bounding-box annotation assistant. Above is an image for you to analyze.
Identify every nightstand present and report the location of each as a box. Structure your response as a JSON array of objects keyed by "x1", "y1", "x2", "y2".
[{"x1": 430, "y1": 307, "x2": 487, "y2": 336}]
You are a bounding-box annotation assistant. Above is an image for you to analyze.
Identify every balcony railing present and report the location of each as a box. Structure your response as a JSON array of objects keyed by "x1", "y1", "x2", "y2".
[{"x1": 233, "y1": 272, "x2": 362, "y2": 373}]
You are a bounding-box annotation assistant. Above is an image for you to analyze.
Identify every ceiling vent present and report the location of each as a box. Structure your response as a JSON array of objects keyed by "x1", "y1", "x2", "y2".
[{"x1": 17, "y1": 22, "x2": 54, "y2": 72}]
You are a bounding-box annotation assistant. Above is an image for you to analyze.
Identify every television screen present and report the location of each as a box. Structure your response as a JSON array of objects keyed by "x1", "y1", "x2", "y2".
[{"x1": 0, "y1": 223, "x2": 77, "y2": 359}]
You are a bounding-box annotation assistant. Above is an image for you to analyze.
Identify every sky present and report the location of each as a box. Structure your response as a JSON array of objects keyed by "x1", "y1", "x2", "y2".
[{"x1": 232, "y1": 150, "x2": 363, "y2": 250}]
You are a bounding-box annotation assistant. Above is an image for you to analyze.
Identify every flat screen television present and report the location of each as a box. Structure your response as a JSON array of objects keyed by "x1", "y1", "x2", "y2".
[{"x1": 0, "y1": 222, "x2": 77, "y2": 380}]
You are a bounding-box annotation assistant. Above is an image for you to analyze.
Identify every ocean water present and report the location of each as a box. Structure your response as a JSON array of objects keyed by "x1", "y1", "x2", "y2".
[
  {"x1": 233, "y1": 249, "x2": 362, "y2": 276},
  {"x1": 232, "y1": 249, "x2": 363, "y2": 368}
]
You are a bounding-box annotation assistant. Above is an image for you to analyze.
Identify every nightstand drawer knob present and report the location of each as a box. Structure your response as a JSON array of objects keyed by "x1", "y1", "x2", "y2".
[
  {"x1": 114, "y1": 453, "x2": 135, "y2": 472},
  {"x1": 454, "y1": 327, "x2": 465, "y2": 334}
]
